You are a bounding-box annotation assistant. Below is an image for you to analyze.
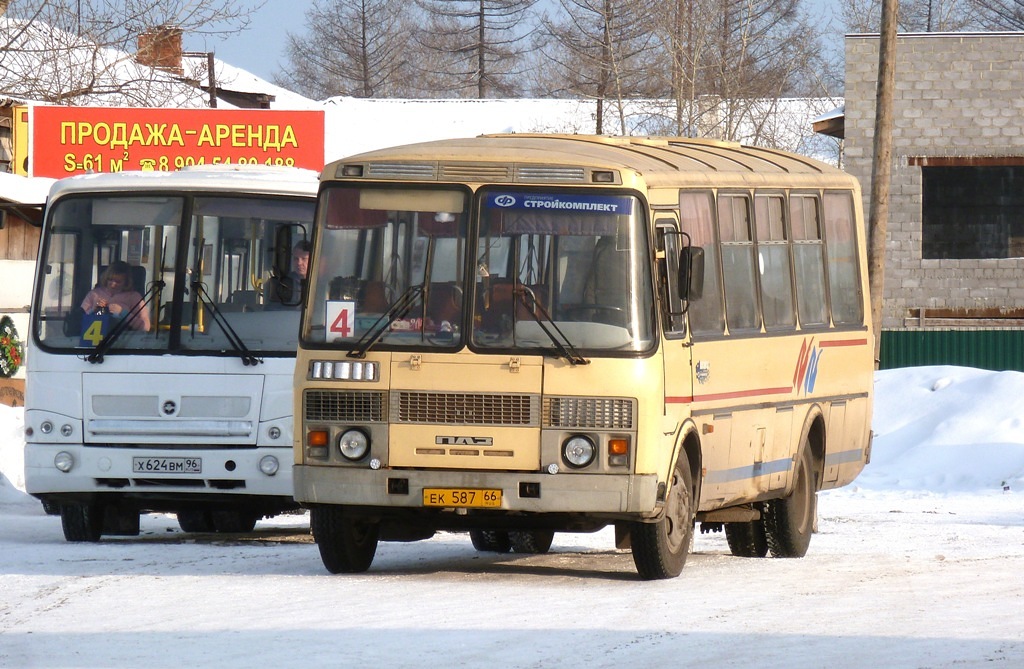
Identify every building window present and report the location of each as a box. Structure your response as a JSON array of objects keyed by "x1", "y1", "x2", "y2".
[{"x1": 922, "y1": 166, "x2": 1024, "y2": 260}]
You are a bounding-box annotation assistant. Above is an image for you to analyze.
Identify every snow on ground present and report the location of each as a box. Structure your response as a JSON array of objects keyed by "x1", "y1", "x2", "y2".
[{"x1": 2, "y1": 366, "x2": 1024, "y2": 668}]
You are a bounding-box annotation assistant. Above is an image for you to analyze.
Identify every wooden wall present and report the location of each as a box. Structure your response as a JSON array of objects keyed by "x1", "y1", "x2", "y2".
[{"x1": 0, "y1": 212, "x2": 40, "y2": 261}]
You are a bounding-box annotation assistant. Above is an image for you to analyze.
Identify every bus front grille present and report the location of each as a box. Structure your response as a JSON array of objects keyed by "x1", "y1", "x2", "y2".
[
  {"x1": 305, "y1": 390, "x2": 386, "y2": 423},
  {"x1": 543, "y1": 397, "x2": 636, "y2": 430},
  {"x1": 391, "y1": 391, "x2": 539, "y2": 426}
]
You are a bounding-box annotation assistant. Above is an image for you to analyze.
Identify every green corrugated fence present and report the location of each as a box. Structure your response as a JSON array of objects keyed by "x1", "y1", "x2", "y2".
[{"x1": 880, "y1": 328, "x2": 1024, "y2": 371}]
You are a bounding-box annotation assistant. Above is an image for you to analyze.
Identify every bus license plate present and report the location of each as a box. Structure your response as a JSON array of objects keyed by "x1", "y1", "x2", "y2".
[
  {"x1": 422, "y1": 488, "x2": 502, "y2": 508},
  {"x1": 132, "y1": 457, "x2": 202, "y2": 474}
]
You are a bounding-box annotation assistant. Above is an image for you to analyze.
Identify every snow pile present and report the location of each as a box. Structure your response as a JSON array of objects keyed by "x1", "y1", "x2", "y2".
[
  {"x1": 863, "y1": 366, "x2": 1024, "y2": 492},
  {"x1": 0, "y1": 403, "x2": 26, "y2": 503}
]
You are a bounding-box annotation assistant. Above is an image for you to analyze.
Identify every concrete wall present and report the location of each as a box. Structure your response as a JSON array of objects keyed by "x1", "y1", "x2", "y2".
[{"x1": 844, "y1": 33, "x2": 1024, "y2": 329}]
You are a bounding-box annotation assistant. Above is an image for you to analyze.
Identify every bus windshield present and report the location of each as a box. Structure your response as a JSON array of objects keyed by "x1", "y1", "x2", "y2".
[
  {"x1": 472, "y1": 190, "x2": 654, "y2": 353},
  {"x1": 34, "y1": 193, "x2": 316, "y2": 355},
  {"x1": 303, "y1": 185, "x2": 654, "y2": 355},
  {"x1": 303, "y1": 185, "x2": 470, "y2": 349}
]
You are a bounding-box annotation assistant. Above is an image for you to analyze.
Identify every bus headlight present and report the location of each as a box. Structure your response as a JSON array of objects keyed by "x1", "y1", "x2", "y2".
[
  {"x1": 562, "y1": 435, "x2": 596, "y2": 469},
  {"x1": 259, "y1": 455, "x2": 280, "y2": 476},
  {"x1": 54, "y1": 451, "x2": 75, "y2": 473},
  {"x1": 338, "y1": 429, "x2": 370, "y2": 461}
]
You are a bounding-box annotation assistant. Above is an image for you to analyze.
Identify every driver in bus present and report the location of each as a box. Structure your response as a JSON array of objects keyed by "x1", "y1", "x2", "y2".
[{"x1": 80, "y1": 260, "x2": 151, "y2": 331}]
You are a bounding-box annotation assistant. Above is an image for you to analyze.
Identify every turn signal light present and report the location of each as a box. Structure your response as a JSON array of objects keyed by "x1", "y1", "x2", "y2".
[{"x1": 308, "y1": 430, "x2": 329, "y2": 447}]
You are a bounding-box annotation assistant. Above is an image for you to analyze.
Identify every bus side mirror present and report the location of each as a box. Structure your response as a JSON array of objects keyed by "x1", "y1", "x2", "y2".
[{"x1": 679, "y1": 247, "x2": 705, "y2": 301}]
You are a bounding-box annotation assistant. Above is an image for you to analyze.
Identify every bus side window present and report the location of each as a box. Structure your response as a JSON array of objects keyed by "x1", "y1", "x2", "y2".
[
  {"x1": 755, "y1": 194, "x2": 796, "y2": 330},
  {"x1": 791, "y1": 195, "x2": 828, "y2": 327},
  {"x1": 823, "y1": 191, "x2": 864, "y2": 326},
  {"x1": 680, "y1": 191, "x2": 724, "y2": 336},
  {"x1": 718, "y1": 193, "x2": 759, "y2": 333}
]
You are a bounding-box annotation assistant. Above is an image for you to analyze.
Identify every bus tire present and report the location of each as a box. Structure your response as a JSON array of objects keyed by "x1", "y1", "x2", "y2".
[
  {"x1": 629, "y1": 456, "x2": 695, "y2": 580},
  {"x1": 764, "y1": 447, "x2": 816, "y2": 558},
  {"x1": 311, "y1": 506, "x2": 379, "y2": 574},
  {"x1": 469, "y1": 530, "x2": 512, "y2": 553},
  {"x1": 177, "y1": 510, "x2": 215, "y2": 533},
  {"x1": 60, "y1": 503, "x2": 103, "y2": 542},
  {"x1": 509, "y1": 529, "x2": 554, "y2": 554},
  {"x1": 211, "y1": 510, "x2": 259, "y2": 533},
  {"x1": 725, "y1": 520, "x2": 769, "y2": 558}
]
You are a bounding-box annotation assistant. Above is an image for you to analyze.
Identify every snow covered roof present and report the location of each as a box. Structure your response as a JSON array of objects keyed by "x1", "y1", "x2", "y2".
[
  {"x1": 0, "y1": 173, "x2": 55, "y2": 206},
  {"x1": 0, "y1": 18, "x2": 213, "y2": 109},
  {"x1": 319, "y1": 96, "x2": 843, "y2": 165},
  {"x1": 181, "y1": 56, "x2": 320, "y2": 110},
  {"x1": 0, "y1": 19, "x2": 318, "y2": 111}
]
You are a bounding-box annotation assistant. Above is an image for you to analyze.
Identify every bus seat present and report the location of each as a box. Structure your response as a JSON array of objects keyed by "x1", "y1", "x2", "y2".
[
  {"x1": 481, "y1": 280, "x2": 544, "y2": 331},
  {"x1": 230, "y1": 290, "x2": 261, "y2": 311},
  {"x1": 359, "y1": 280, "x2": 389, "y2": 313},
  {"x1": 587, "y1": 237, "x2": 629, "y2": 310},
  {"x1": 426, "y1": 282, "x2": 461, "y2": 325}
]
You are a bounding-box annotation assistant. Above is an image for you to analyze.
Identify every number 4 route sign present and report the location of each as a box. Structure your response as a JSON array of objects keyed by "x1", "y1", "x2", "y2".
[{"x1": 325, "y1": 300, "x2": 356, "y2": 342}]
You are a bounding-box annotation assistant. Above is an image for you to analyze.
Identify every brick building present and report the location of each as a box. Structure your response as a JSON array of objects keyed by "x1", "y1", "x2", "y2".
[{"x1": 844, "y1": 33, "x2": 1024, "y2": 369}]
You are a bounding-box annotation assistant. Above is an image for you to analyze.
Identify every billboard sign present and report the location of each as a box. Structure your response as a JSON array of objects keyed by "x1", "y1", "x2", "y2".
[{"x1": 30, "y1": 106, "x2": 325, "y2": 177}]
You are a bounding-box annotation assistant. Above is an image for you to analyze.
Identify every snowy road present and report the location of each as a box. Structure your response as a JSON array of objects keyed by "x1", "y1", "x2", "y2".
[{"x1": 2, "y1": 488, "x2": 1023, "y2": 669}]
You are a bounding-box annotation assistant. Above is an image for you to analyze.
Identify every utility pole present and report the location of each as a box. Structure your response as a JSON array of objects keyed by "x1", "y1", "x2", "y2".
[
  {"x1": 183, "y1": 51, "x2": 218, "y2": 108},
  {"x1": 868, "y1": 0, "x2": 898, "y2": 367}
]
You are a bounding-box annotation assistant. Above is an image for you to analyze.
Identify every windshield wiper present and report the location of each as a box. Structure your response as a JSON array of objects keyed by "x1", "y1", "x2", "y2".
[
  {"x1": 348, "y1": 283, "x2": 424, "y2": 359},
  {"x1": 85, "y1": 280, "x2": 163, "y2": 364},
  {"x1": 190, "y1": 279, "x2": 262, "y2": 366},
  {"x1": 513, "y1": 285, "x2": 589, "y2": 366}
]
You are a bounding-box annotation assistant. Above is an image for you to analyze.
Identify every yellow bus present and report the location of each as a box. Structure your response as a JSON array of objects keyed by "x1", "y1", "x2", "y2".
[{"x1": 294, "y1": 134, "x2": 873, "y2": 579}]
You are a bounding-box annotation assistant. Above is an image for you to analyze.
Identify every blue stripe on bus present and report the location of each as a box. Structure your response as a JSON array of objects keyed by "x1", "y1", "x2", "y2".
[
  {"x1": 703, "y1": 457, "x2": 793, "y2": 484},
  {"x1": 825, "y1": 448, "x2": 865, "y2": 466}
]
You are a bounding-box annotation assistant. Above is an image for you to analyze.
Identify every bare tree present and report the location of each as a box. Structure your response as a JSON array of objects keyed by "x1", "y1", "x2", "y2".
[
  {"x1": 542, "y1": 0, "x2": 660, "y2": 134},
  {"x1": 640, "y1": 0, "x2": 830, "y2": 145},
  {"x1": 840, "y1": 0, "x2": 974, "y2": 31},
  {"x1": 961, "y1": 0, "x2": 1024, "y2": 29},
  {"x1": 276, "y1": 0, "x2": 416, "y2": 100},
  {"x1": 413, "y1": 0, "x2": 538, "y2": 98},
  {"x1": 0, "y1": 0, "x2": 258, "y2": 106}
]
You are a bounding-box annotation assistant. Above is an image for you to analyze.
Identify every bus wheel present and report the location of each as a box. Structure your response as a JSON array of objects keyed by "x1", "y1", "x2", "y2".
[
  {"x1": 211, "y1": 510, "x2": 259, "y2": 533},
  {"x1": 469, "y1": 530, "x2": 512, "y2": 553},
  {"x1": 629, "y1": 456, "x2": 695, "y2": 580},
  {"x1": 725, "y1": 520, "x2": 769, "y2": 557},
  {"x1": 176, "y1": 510, "x2": 215, "y2": 533},
  {"x1": 311, "y1": 506, "x2": 379, "y2": 574},
  {"x1": 60, "y1": 503, "x2": 103, "y2": 542},
  {"x1": 509, "y1": 530, "x2": 554, "y2": 554},
  {"x1": 764, "y1": 447, "x2": 816, "y2": 558}
]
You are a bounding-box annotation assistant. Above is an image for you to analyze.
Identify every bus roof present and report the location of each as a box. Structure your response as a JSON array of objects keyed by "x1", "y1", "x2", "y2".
[
  {"x1": 326, "y1": 134, "x2": 856, "y2": 191},
  {"x1": 47, "y1": 165, "x2": 320, "y2": 201}
]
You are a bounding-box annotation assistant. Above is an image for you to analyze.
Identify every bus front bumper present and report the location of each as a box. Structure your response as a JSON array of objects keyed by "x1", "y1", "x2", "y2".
[
  {"x1": 294, "y1": 464, "x2": 660, "y2": 516},
  {"x1": 24, "y1": 443, "x2": 294, "y2": 500}
]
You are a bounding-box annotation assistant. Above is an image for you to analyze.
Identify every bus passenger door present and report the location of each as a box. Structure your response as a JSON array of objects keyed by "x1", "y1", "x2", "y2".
[{"x1": 655, "y1": 217, "x2": 696, "y2": 477}]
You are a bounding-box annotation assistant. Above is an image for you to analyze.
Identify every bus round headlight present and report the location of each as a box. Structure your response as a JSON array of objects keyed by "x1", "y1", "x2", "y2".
[
  {"x1": 259, "y1": 455, "x2": 280, "y2": 476},
  {"x1": 338, "y1": 429, "x2": 370, "y2": 461},
  {"x1": 562, "y1": 435, "x2": 596, "y2": 468},
  {"x1": 54, "y1": 451, "x2": 74, "y2": 473}
]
